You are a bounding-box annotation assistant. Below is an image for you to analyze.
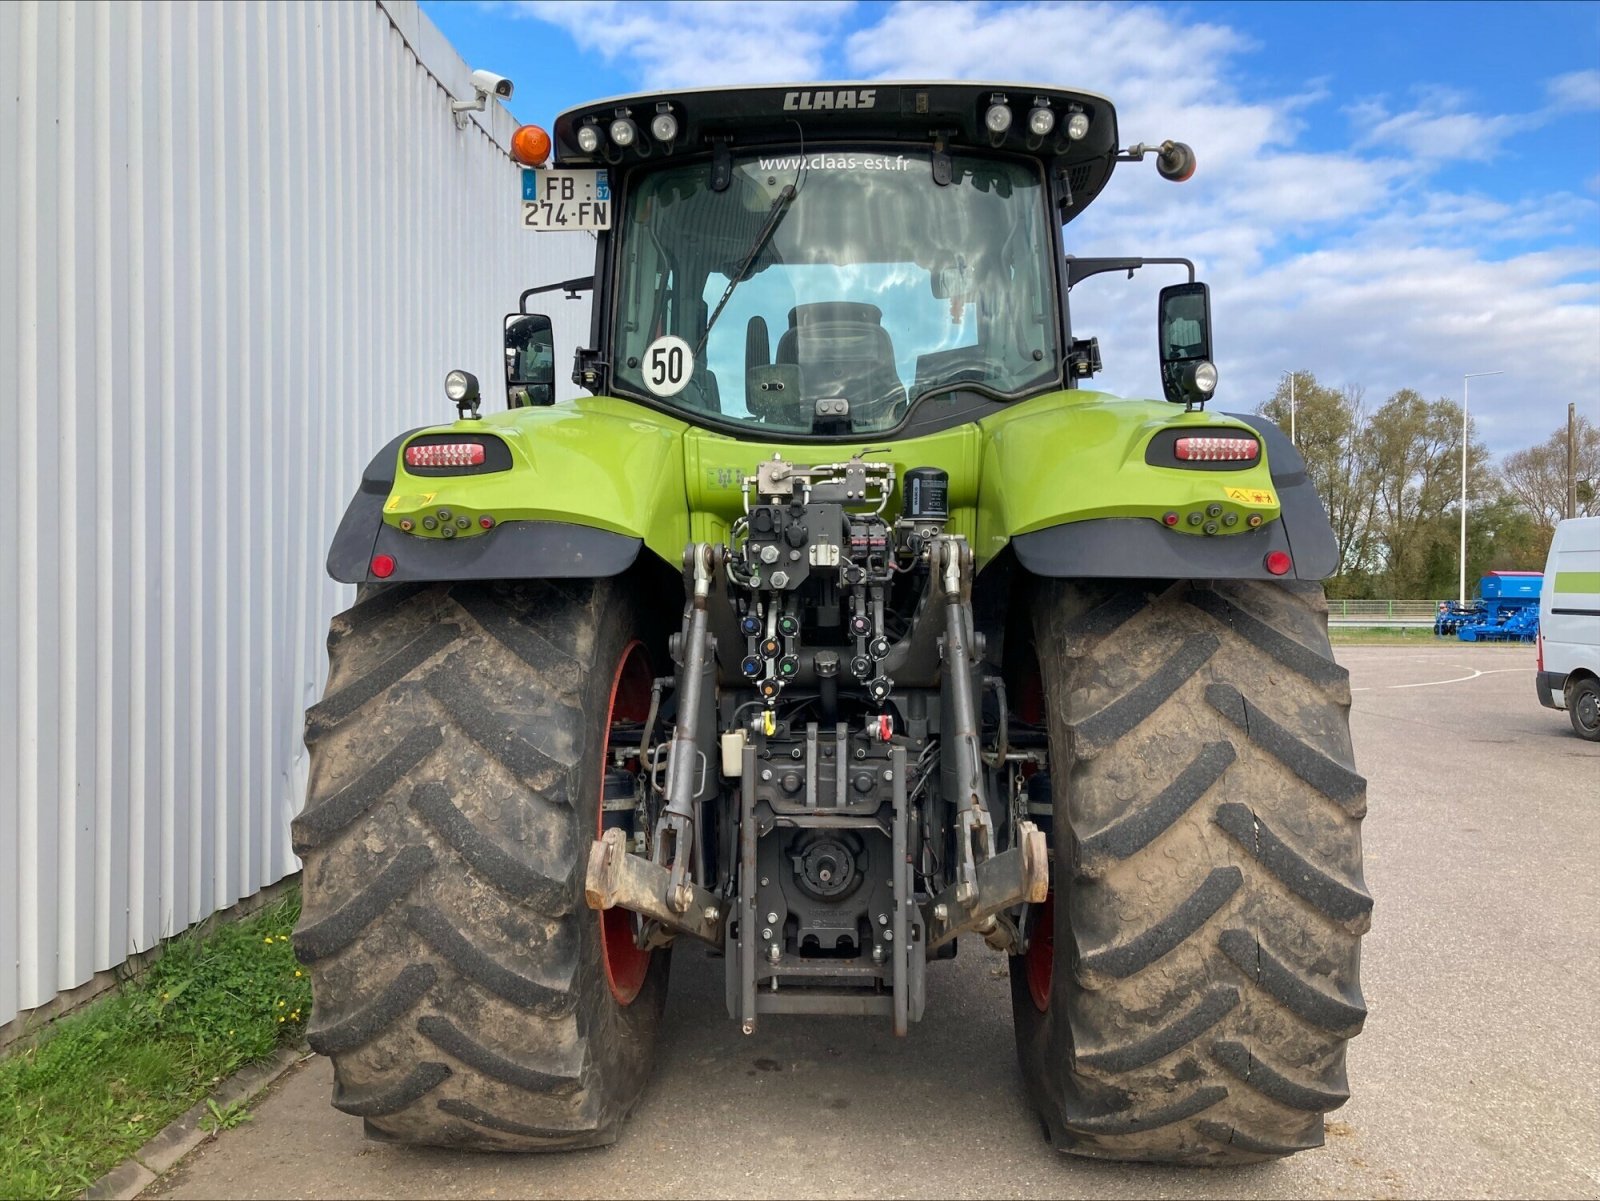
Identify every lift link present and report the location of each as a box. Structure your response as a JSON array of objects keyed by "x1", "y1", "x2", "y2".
[
  {"x1": 583, "y1": 543, "x2": 721, "y2": 942},
  {"x1": 655, "y1": 542, "x2": 718, "y2": 914},
  {"x1": 935, "y1": 535, "x2": 995, "y2": 908}
]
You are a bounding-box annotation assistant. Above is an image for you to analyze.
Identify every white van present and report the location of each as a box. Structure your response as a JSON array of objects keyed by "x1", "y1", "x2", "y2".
[{"x1": 1537, "y1": 516, "x2": 1600, "y2": 741}]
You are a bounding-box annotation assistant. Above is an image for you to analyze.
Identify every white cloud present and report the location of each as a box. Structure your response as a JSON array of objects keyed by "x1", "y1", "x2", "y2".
[
  {"x1": 845, "y1": 1, "x2": 1254, "y2": 109},
  {"x1": 1351, "y1": 70, "x2": 1600, "y2": 163},
  {"x1": 1546, "y1": 68, "x2": 1600, "y2": 112},
  {"x1": 511, "y1": 0, "x2": 854, "y2": 89},
  {"x1": 1348, "y1": 91, "x2": 1531, "y2": 163},
  {"x1": 1354, "y1": 189, "x2": 1600, "y2": 248}
]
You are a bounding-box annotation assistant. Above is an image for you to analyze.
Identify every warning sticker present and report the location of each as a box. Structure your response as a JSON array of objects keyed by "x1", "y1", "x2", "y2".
[
  {"x1": 1225, "y1": 486, "x2": 1276, "y2": 506},
  {"x1": 386, "y1": 492, "x2": 436, "y2": 512}
]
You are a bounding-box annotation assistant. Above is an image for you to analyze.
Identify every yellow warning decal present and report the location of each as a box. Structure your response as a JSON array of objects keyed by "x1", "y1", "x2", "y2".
[
  {"x1": 385, "y1": 492, "x2": 437, "y2": 512},
  {"x1": 1224, "y1": 486, "x2": 1276, "y2": 506}
]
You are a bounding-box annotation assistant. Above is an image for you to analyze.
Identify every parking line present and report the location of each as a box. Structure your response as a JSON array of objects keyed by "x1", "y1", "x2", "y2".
[{"x1": 1353, "y1": 666, "x2": 1529, "y2": 692}]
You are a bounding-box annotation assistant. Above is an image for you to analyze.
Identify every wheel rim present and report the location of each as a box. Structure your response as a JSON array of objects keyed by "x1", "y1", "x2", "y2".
[
  {"x1": 1025, "y1": 892, "x2": 1054, "y2": 1012},
  {"x1": 600, "y1": 641, "x2": 654, "y2": 1005},
  {"x1": 1579, "y1": 689, "x2": 1600, "y2": 734}
]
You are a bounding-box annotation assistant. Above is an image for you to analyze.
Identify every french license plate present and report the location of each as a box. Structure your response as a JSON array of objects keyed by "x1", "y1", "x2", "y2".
[{"x1": 521, "y1": 169, "x2": 611, "y2": 231}]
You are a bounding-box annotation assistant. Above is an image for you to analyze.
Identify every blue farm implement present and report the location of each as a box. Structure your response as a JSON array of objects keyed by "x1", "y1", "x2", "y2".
[
  {"x1": 1434, "y1": 600, "x2": 1484, "y2": 636},
  {"x1": 1446, "y1": 571, "x2": 1543, "y2": 642}
]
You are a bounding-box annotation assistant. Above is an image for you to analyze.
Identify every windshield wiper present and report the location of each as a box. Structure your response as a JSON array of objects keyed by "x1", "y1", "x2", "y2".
[{"x1": 695, "y1": 184, "x2": 797, "y2": 357}]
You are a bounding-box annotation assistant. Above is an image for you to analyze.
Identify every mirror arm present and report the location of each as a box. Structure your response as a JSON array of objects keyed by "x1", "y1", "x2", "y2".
[
  {"x1": 1064, "y1": 256, "x2": 1194, "y2": 290},
  {"x1": 520, "y1": 276, "x2": 595, "y2": 312}
]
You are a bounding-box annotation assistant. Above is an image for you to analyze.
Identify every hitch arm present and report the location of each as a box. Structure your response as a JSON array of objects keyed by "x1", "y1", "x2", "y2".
[
  {"x1": 924, "y1": 822, "x2": 1049, "y2": 951},
  {"x1": 585, "y1": 829, "x2": 725, "y2": 947}
]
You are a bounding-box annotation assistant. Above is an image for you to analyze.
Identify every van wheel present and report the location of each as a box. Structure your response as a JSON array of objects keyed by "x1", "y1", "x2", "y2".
[{"x1": 1568, "y1": 677, "x2": 1600, "y2": 741}]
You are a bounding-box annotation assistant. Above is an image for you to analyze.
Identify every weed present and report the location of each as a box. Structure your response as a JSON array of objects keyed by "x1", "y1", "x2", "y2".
[
  {"x1": 201, "y1": 1098, "x2": 253, "y2": 1135},
  {"x1": 0, "y1": 888, "x2": 310, "y2": 1200}
]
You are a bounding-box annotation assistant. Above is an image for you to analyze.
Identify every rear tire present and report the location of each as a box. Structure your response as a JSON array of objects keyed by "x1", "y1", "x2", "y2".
[
  {"x1": 1010, "y1": 579, "x2": 1369, "y2": 1164},
  {"x1": 292, "y1": 579, "x2": 668, "y2": 1150}
]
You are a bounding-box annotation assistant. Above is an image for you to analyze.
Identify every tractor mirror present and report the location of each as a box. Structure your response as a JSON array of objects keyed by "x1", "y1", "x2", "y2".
[
  {"x1": 1157, "y1": 282, "x2": 1216, "y2": 405},
  {"x1": 505, "y1": 312, "x2": 555, "y2": 407}
]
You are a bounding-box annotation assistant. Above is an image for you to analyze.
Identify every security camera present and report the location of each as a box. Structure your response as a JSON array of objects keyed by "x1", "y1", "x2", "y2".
[
  {"x1": 452, "y1": 69, "x2": 514, "y2": 127},
  {"x1": 470, "y1": 69, "x2": 513, "y2": 100}
]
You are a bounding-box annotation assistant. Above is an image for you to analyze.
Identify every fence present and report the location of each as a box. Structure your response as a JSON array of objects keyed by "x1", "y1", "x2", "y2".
[{"x1": 1326, "y1": 600, "x2": 1443, "y2": 626}]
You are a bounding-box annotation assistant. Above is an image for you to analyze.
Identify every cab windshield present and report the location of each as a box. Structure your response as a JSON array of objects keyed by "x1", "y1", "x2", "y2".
[{"x1": 610, "y1": 149, "x2": 1060, "y2": 435}]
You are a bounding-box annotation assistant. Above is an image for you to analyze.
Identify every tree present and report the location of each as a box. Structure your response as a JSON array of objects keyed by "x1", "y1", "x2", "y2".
[
  {"x1": 1499, "y1": 413, "x2": 1600, "y2": 533},
  {"x1": 1467, "y1": 492, "x2": 1549, "y2": 578},
  {"x1": 1359, "y1": 389, "x2": 1492, "y2": 597},
  {"x1": 1258, "y1": 373, "x2": 1378, "y2": 582}
]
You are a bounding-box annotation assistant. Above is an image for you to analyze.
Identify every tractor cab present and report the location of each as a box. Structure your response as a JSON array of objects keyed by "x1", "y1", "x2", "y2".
[{"x1": 508, "y1": 82, "x2": 1207, "y2": 436}]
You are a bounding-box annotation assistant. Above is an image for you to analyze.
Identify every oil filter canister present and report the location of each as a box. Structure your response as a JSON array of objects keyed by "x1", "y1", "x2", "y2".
[{"x1": 904, "y1": 467, "x2": 950, "y2": 522}]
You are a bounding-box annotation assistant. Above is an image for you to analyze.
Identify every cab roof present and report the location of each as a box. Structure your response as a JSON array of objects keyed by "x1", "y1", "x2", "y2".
[{"x1": 551, "y1": 81, "x2": 1121, "y2": 217}]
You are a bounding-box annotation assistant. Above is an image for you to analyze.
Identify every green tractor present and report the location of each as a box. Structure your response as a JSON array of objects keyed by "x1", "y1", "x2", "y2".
[{"x1": 293, "y1": 82, "x2": 1368, "y2": 1165}]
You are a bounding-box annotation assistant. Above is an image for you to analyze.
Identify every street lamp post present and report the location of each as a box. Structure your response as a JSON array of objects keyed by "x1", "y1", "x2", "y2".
[
  {"x1": 1282, "y1": 370, "x2": 1297, "y2": 446},
  {"x1": 1459, "y1": 370, "x2": 1504, "y2": 605}
]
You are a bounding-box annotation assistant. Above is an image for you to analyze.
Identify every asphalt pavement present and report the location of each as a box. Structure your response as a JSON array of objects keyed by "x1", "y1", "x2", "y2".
[{"x1": 149, "y1": 644, "x2": 1600, "y2": 1200}]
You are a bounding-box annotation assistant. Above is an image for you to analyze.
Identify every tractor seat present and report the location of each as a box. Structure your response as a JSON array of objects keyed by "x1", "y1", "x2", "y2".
[{"x1": 774, "y1": 302, "x2": 907, "y2": 424}]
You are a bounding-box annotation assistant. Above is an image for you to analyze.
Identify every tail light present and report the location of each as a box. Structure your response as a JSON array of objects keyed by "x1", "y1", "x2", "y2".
[
  {"x1": 406, "y1": 443, "x2": 486, "y2": 468},
  {"x1": 1175, "y1": 436, "x2": 1259, "y2": 462},
  {"x1": 1145, "y1": 428, "x2": 1262, "y2": 471},
  {"x1": 402, "y1": 434, "x2": 511, "y2": 476}
]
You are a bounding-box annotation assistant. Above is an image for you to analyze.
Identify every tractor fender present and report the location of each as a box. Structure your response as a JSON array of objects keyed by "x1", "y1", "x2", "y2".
[
  {"x1": 327, "y1": 431, "x2": 640, "y2": 584},
  {"x1": 1009, "y1": 413, "x2": 1339, "y2": 582},
  {"x1": 326, "y1": 430, "x2": 417, "y2": 584}
]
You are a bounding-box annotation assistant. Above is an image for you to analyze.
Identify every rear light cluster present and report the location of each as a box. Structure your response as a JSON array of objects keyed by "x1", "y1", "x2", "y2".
[
  {"x1": 1175, "y1": 436, "x2": 1258, "y2": 462},
  {"x1": 406, "y1": 442, "x2": 485, "y2": 468}
]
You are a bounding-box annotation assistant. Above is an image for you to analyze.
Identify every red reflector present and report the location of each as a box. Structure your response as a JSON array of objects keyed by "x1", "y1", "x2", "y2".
[
  {"x1": 405, "y1": 442, "x2": 485, "y2": 468},
  {"x1": 1162, "y1": 511, "x2": 1180, "y2": 527},
  {"x1": 1175, "y1": 436, "x2": 1259, "y2": 462},
  {"x1": 371, "y1": 554, "x2": 396, "y2": 579},
  {"x1": 1264, "y1": 551, "x2": 1292, "y2": 576},
  {"x1": 479, "y1": 515, "x2": 495, "y2": 529}
]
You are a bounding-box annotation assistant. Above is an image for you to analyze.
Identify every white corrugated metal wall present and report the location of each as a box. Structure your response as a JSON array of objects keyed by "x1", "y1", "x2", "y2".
[{"x1": 0, "y1": 0, "x2": 594, "y2": 1027}]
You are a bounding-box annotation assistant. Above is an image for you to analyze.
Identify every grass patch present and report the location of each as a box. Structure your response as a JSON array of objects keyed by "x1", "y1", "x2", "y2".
[
  {"x1": 0, "y1": 889, "x2": 310, "y2": 1200},
  {"x1": 1330, "y1": 626, "x2": 1449, "y2": 645}
]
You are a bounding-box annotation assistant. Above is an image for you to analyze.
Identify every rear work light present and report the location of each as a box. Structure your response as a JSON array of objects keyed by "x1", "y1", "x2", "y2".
[
  {"x1": 1175, "y1": 436, "x2": 1259, "y2": 462},
  {"x1": 406, "y1": 443, "x2": 486, "y2": 469}
]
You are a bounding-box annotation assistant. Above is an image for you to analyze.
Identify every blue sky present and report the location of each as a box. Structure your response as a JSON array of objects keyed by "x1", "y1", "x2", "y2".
[{"x1": 423, "y1": 0, "x2": 1600, "y2": 454}]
